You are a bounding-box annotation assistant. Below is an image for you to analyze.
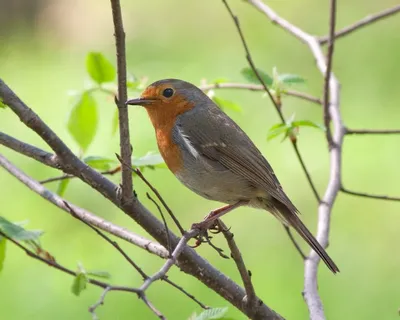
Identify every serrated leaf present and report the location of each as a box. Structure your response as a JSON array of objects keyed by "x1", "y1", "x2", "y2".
[
  {"x1": 292, "y1": 120, "x2": 325, "y2": 131},
  {"x1": 241, "y1": 67, "x2": 273, "y2": 86},
  {"x1": 87, "y1": 270, "x2": 111, "y2": 279},
  {"x1": 132, "y1": 153, "x2": 166, "y2": 170},
  {"x1": 84, "y1": 156, "x2": 115, "y2": 171},
  {"x1": 0, "y1": 217, "x2": 43, "y2": 241},
  {"x1": 0, "y1": 237, "x2": 6, "y2": 273},
  {"x1": 67, "y1": 91, "x2": 98, "y2": 152},
  {"x1": 194, "y1": 307, "x2": 228, "y2": 320},
  {"x1": 71, "y1": 272, "x2": 88, "y2": 296},
  {"x1": 278, "y1": 74, "x2": 305, "y2": 84},
  {"x1": 212, "y1": 96, "x2": 242, "y2": 113},
  {"x1": 56, "y1": 178, "x2": 70, "y2": 196},
  {"x1": 86, "y1": 52, "x2": 116, "y2": 84}
]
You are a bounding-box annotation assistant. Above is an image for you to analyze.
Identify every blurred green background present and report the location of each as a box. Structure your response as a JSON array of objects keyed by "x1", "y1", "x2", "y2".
[{"x1": 1, "y1": 0, "x2": 400, "y2": 319}]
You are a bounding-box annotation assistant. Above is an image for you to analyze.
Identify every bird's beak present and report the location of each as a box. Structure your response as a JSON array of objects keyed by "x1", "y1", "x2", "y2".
[{"x1": 125, "y1": 98, "x2": 156, "y2": 106}]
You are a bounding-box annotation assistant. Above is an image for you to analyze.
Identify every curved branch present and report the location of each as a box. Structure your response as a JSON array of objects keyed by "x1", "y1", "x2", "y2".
[
  {"x1": 319, "y1": 4, "x2": 400, "y2": 44},
  {"x1": 0, "y1": 153, "x2": 169, "y2": 259},
  {"x1": 247, "y1": 1, "x2": 345, "y2": 319},
  {"x1": 0, "y1": 78, "x2": 283, "y2": 320}
]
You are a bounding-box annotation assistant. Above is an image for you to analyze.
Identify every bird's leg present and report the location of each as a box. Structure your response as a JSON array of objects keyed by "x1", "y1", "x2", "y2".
[{"x1": 192, "y1": 200, "x2": 247, "y2": 230}]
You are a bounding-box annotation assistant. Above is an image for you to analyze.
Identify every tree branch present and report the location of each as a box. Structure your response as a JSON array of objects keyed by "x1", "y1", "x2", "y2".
[
  {"x1": 222, "y1": 0, "x2": 321, "y2": 204},
  {"x1": 0, "y1": 78, "x2": 283, "y2": 319},
  {"x1": 0, "y1": 229, "x2": 168, "y2": 320},
  {"x1": 319, "y1": 4, "x2": 400, "y2": 44},
  {"x1": 246, "y1": 1, "x2": 345, "y2": 319},
  {"x1": 110, "y1": 0, "x2": 133, "y2": 203},
  {"x1": 322, "y1": 0, "x2": 336, "y2": 147},
  {"x1": 345, "y1": 128, "x2": 400, "y2": 135},
  {"x1": 0, "y1": 153, "x2": 169, "y2": 259},
  {"x1": 218, "y1": 220, "x2": 258, "y2": 315},
  {"x1": 341, "y1": 186, "x2": 400, "y2": 202},
  {"x1": 199, "y1": 83, "x2": 322, "y2": 105},
  {"x1": 0, "y1": 132, "x2": 61, "y2": 169}
]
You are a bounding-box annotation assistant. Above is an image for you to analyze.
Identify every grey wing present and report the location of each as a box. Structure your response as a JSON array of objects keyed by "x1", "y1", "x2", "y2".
[{"x1": 176, "y1": 105, "x2": 298, "y2": 213}]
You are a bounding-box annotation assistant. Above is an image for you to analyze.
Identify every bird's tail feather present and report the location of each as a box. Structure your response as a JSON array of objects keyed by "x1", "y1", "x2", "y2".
[{"x1": 271, "y1": 199, "x2": 339, "y2": 274}]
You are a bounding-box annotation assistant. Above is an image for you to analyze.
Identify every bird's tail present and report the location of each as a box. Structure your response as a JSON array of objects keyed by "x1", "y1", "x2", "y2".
[{"x1": 271, "y1": 199, "x2": 340, "y2": 274}]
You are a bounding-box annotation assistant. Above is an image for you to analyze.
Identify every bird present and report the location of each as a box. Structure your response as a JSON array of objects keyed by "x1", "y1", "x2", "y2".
[{"x1": 126, "y1": 78, "x2": 339, "y2": 274}]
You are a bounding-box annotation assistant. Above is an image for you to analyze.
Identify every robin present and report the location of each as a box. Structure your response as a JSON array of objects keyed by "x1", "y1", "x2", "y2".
[{"x1": 126, "y1": 78, "x2": 339, "y2": 274}]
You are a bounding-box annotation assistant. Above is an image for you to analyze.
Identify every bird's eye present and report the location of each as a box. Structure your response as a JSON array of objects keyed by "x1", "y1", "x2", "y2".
[{"x1": 162, "y1": 88, "x2": 174, "y2": 98}]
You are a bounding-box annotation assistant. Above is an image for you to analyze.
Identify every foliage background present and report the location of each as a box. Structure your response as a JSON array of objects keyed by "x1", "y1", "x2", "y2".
[{"x1": 1, "y1": 0, "x2": 400, "y2": 319}]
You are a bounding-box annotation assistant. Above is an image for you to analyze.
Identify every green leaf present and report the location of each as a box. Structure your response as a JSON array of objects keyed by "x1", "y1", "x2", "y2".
[
  {"x1": 56, "y1": 178, "x2": 70, "y2": 197},
  {"x1": 292, "y1": 120, "x2": 325, "y2": 131},
  {"x1": 241, "y1": 67, "x2": 273, "y2": 86},
  {"x1": 212, "y1": 96, "x2": 242, "y2": 113},
  {"x1": 0, "y1": 217, "x2": 43, "y2": 241},
  {"x1": 194, "y1": 307, "x2": 228, "y2": 320},
  {"x1": 67, "y1": 91, "x2": 98, "y2": 152},
  {"x1": 71, "y1": 272, "x2": 88, "y2": 296},
  {"x1": 278, "y1": 74, "x2": 305, "y2": 84},
  {"x1": 87, "y1": 270, "x2": 111, "y2": 279},
  {"x1": 86, "y1": 52, "x2": 116, "y2": 84},
  {"x1": 0, "y1": 237, "x2": 6, "y2": 273},
  {"x1": 267, "y1": 123, "x2": 287, "y2": 141},
  {"x1": 84, "y1": 156, "x2": 115, "y2": 171},
  {"x1": 132, "y1": 153, "x2": 166, "y2": 171},
  {"x1": 112, "y1": 107, "x2": 119, "y2": 135}
]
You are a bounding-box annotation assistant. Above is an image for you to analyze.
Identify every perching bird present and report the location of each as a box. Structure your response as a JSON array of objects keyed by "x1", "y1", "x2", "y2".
[{"x1": 126, "y1": 78, "x2": 339, "y2": 273}]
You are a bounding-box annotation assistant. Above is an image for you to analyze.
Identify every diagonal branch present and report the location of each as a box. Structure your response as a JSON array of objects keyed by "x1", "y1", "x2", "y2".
[
  {"x1": 322, "y1": 0, "x2": 336, "y2": 147},
  {"x1": 222, "y1": 0, "x2": 321, "y2": 203},
  {"x1": 319, "y1": 4, "x2": 400, "y2": 44},
  {"x1": 0, "y1": 153, "x2": 169, "y2": 259},
  {"x1": 0, "y1": 132, "x2": 61, "y2": 169},
  {"x1": 218, "y1": 220, "x2": 258, "y2": 315},
  {"x1": 0, "y1": 229, "x2": 165, "y2": 320},
  {"x1": 0, "y1": 78, "x2": 283, "y2": 320},
  {"x1": 110, "y1": 0, "x2": 133, "y2": 203},
  {"x1": 246, "y1": 1, "x2": 345, "y2": 319}
]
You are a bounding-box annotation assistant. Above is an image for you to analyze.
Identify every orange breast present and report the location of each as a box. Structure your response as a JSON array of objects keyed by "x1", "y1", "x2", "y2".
[
  {"x1": 145, "y1": 97, "x2": 194, "y2": 174},
  {"x1": 155, "y1": 124, "x2": 183, "y2": 174}
]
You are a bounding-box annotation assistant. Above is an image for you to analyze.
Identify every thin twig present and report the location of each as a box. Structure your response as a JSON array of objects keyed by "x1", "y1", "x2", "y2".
[
  {"x1": 341, "y1": 187, "x2": 400, "y2": 202},
  {"x1": 64, "y1": 201, "x2": 148, "y2": 279},
  {"x1": 284, "y1": 225, "x2": 307, "y2": 260},
  {"x1": 200, "y1": 83, "x2": 322, "y2": 105},
  {"x1": 39, "y1": 166, "x2": 121, "y2": 184},
  {"x1": 322, "y1": 0, "x2": 336, "y2": 147},
  {"x1": 133, "y1": 167, "x2": 185, "y2": 235},
  {"x1": 110, "y1": 0, "x2": 134, "y2": 203},
  {"x1": 246, "y1": 1, "x2": 345, "y2": 319},
  {"x1": 147, "y1": 192, "x2": 172, "y2": 255},
  {"x1": 319, "y1": 4, "x2": 400, "y2": 44},
  {"x1": 140, "y1": 229, "x2": 199, "y2": 292},
  {"x1": 0, "y1": 153, "x2": 169, "y2": 259},
  {"x1": 222, "y1": 0, "x2": 321, "y2": 204},
  {"x1": 163, "y1": 277, "x2": 209, "y2": 310},
  {"x1": 345, "y1": 128, "x2": 400, "y2": 135},
  {"x1": 0, "y1": 78, "x2": 284, "y2": 320},
  {"x1": 0, "y1": 230, "x2": 141, "y2": 294},
  {"x1": 218, "y1": 220, "x2": 259, "y2": 315}
]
